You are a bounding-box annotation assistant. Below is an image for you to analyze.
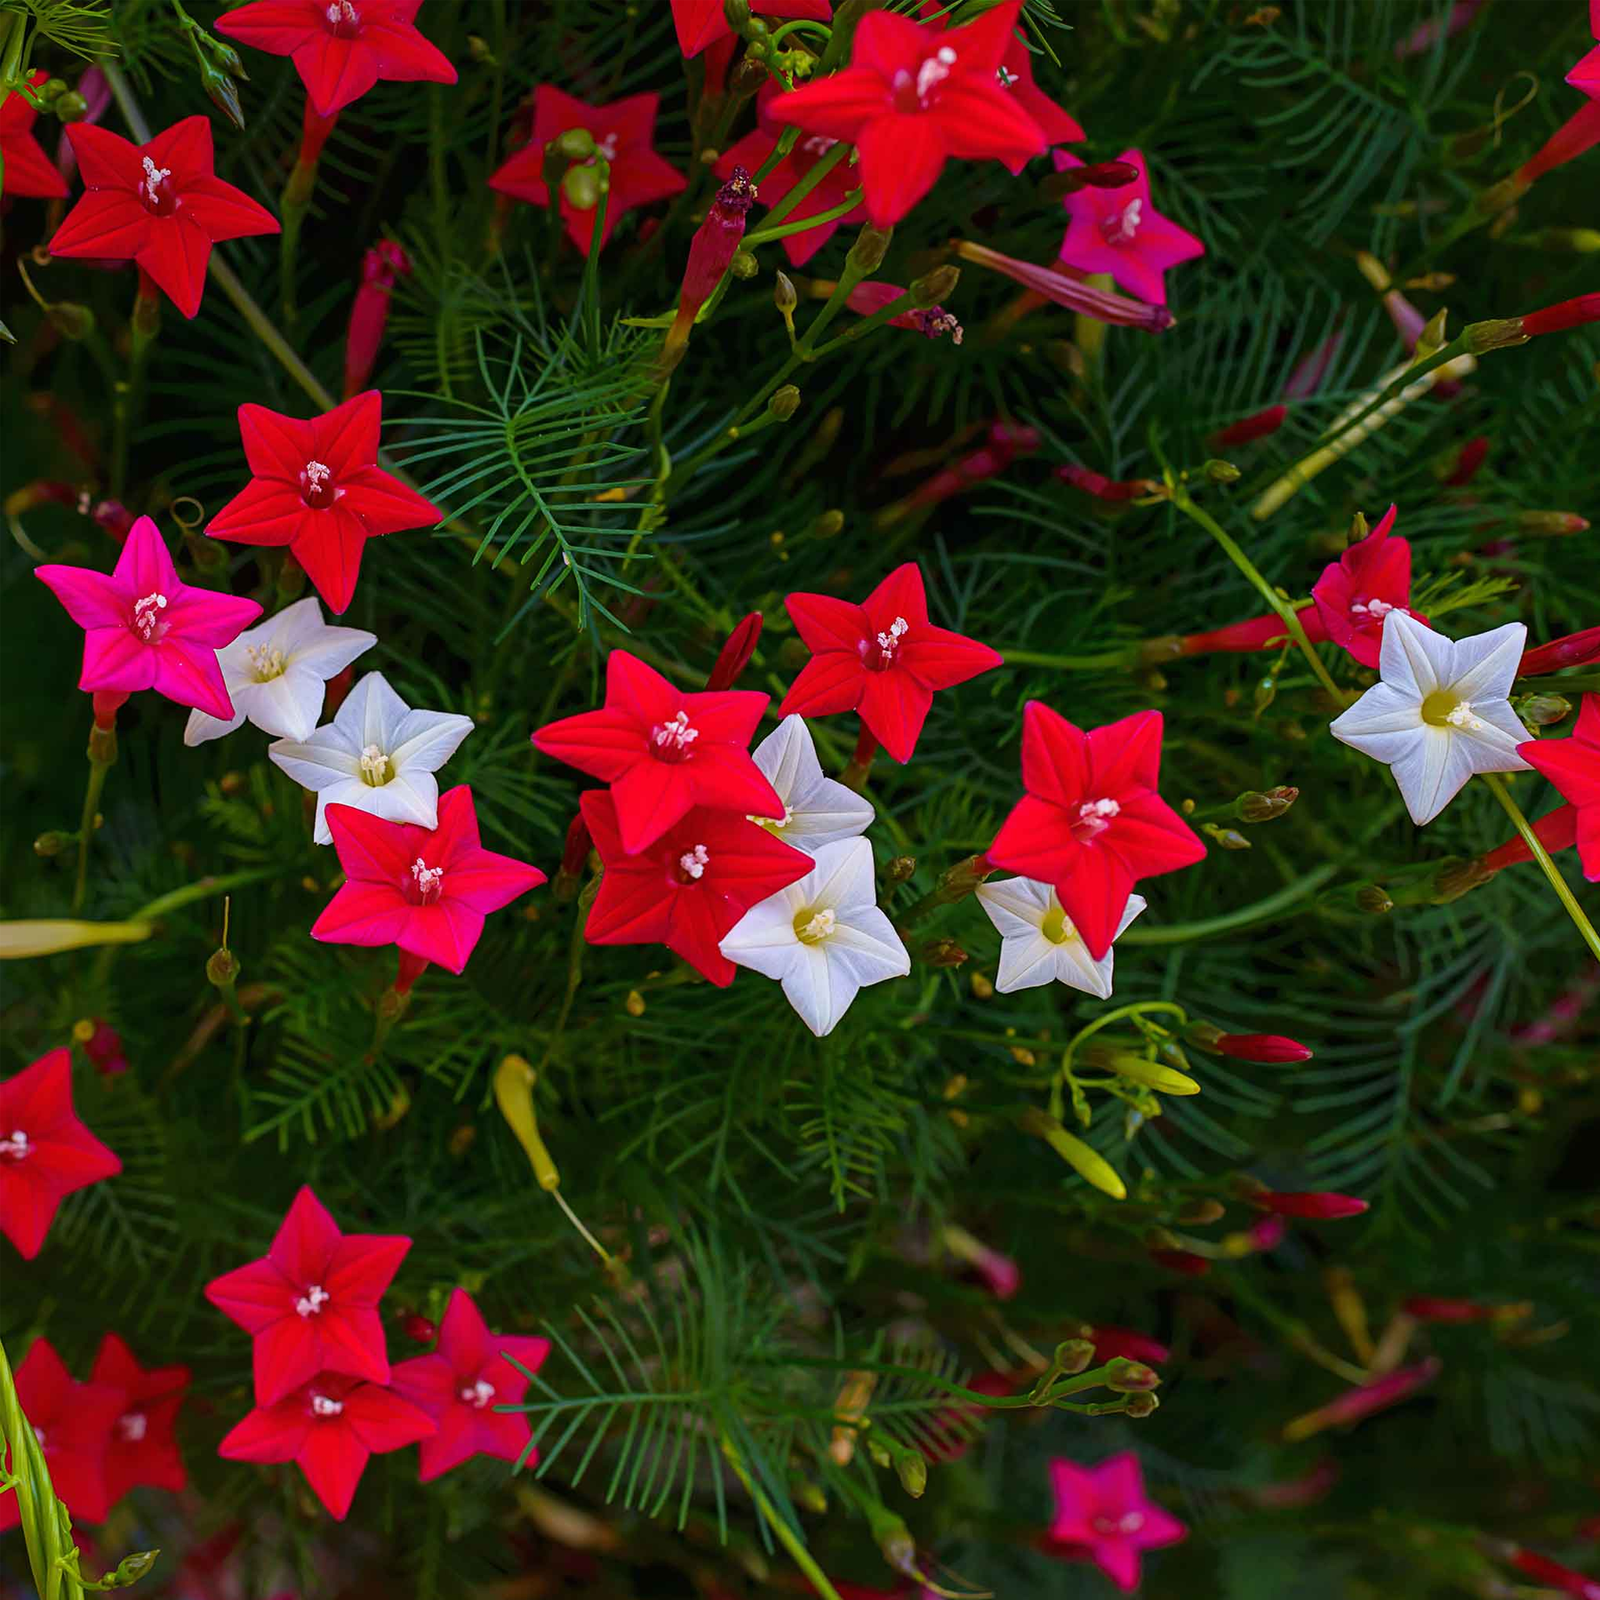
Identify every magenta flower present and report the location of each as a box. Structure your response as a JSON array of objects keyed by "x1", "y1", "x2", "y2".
[
  {"x1": 1310, "y1": 505, "x2": 1427, "y2": 670},
  {"x1": 1054, "y1": 148, "x2": 1204, "y2": 306},
  {"x1": 36, "y1": 515, "x2": 263, "y2": 721},
  {"x1": 1043, "y1": 1452, "x2": 1187, "y2": 1591}
]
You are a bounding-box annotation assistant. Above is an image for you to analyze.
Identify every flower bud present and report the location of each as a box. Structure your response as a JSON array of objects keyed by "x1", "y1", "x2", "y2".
[
  {"x1": 730, "y1": 248, "x2": 758, "y2": 280},
  {"x1": 895, "y1": 1451, "x2": 927, "y2": 1498},
  {"x1": 769, "y1": 384, "x2": 800, "y2": 420},
  {"x1": 1438, "y1": 435, "x2": 1489, "y2": 486},
  {"x1": 1208, "y1": 404, "x2": 1288, "y2": 449},
  {"x1": 1148, "y1": 1247, "x2": 1210, "y2": 1276},
  {"x1": 1104, "y1": 1358, "x2": 1161, "y2": 1393},
  {"x1": 909, "y1": 264, "x2": 959, "y2": 309},
  {"x1": 1430, "y1": 855, "x2": 1495, "y2": 903},
  {"x1": 1124, "y1": 1391, "x2": 1160, "y2": 1419},
  {"x1": 1090, "y1": 1326, "x2": 1170, "y2": 1365},
  {"x1": 200, "y1": 60, "x2": 246, "y2": 131},
  {"x1": 1203, "y1": 458, "x2": 1242, "y2": 484},
  {"x1": 402, "y1": 1312, "x2": 437, "y2": 1342},
  {"x1": 1515, "y1": 693, "x2": 1571, "y2": 727},
  {"x1": 883, "y1": 855, "x2": 916, "y2": 887},
  {"x1": 1246, "y1": 1189, "x2": 1368, "y2": 1219},
  {"x1": 846, "y1": 224, "x2": 893, "y2": 278},
  {"x1": 553, "y1": 127, "x2": 597, "y2": 162},
  {"x1": 706, "y1": 611, "x2": 762, "y2": 690},
  {"x1": 1177, "y1": 1198, "x2": 1226, "y2": 1225},
  {"x1": 1282, "y1": 1359, "x2": 1439, "y2": 1441},
  {"x1": 918, "y1": 936, "x2": 968, "y2": 968},
  {"x1": 1356, "y1": 884, "x2": 1394, "y2": 914},
  {"x1": 1019, "y1": 1108, "x2": 1127, "y2": 1200},
  {"x1": 1053, "y1": 1337, "x2": 1096, "y2": 1376},
  {"x1": 110, "y1": 1551, "x2": 161, "y2": 1586},
  {"x1": 723, "y1": 0, "x2": 752, "y2": 26},
  {"x1": 1519, "y1": 626, "x2": 1600, "y2": 675},
  {"x1": 1203, "y1": 824, "x2": 1251, "y2": 850},
  {"x1": 1057, "y1": 464, "x2": 1160, "y2": 501},
  {"x1": 206, "y1": 945, "x2": 241, "y2": 988},
  {"x1": 493, "y1": 1053, "x2": 561, "y2": 1191},
  {"x1": 562, "y1": 163, "x2": 601, "y2": 211},
  {"x1": 1192, "y1": 1031, "x2": 1313, "y2": 1063},
  {"x1": 774, "y1": 269, "x2": 797, "y2": 333},
  {"x1": 1040, "y1": 159, "x2": 1140, "y2": 199},
  {"x1": 53, "y1": 88, "x2": 90, "y2": 121},
  {"x1": 344, "y1": 239, "x2": 411, "y2": 398},
  {"x1": 624, "y1": 989, "x2": 645, "y2": 1018},
  {"x1": 1515, "y1": 510, "x2": 1588, "y2": 537},
  {"x1": 34, "y1": 832, "x2": 70, "y2": 857},
  {"x1": 1084, "y1": 1048, "x2": 1200, "y2": 1096},
  {"x1": 1237, "y1": 786, "x2": 1297, "y2": 822},
  {"x1": 808, "y1": 508, "x2": 845, "y2": 539}
]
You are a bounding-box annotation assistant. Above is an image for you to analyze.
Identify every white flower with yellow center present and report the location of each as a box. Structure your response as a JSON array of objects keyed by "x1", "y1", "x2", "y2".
[
  {"x1": 269, "y1": 670, "x2": 474, "y2": 844},
  {"x1": 975, "y1": 878, "x2": 1147, "y2": 997},
  {"x1": 748, "y1": 715, "x2": 875, "y2": 858},
  {"x1": 183, "y1": 597, "x2": 375, "y2": 746},
  {"x1": 719, "y1": 837, "x2": 909, "y2": 1037},
  {"x1": 1329, "y1": 611, "x2": 1530, "y2": 826}
]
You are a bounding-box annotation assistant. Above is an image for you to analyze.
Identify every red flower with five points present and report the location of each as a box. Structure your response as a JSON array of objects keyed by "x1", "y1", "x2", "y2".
[
  {"x1": 535, "y1": 650, "x2": 783, "y2": 856},
  {"x1": 216, "y1": 0, "x2": 457, "y2": 118},
  {"x1": 671, "y1": 0, "x2": 832, "y2": 59},
  {"x1": 390, "y1": 1288, "x2": 551, "y2": 1483},
  {"x1": 1517, "y1": 693, "x2": 1600, "y2": 882},
  {"x1": 987, "y1": 705, "x2": 1206, "y2": 960},
  {"x1": 91, "y1": 1333, "x2": 191, "y2": 1505},
  {"x1": 767, "y1": 1, "x2": 1046, "y2": 227},
  {"x1": 580, "y1": 791, "x2": 812, "y2": 987},
  {"x1": 217, "y1": 1371, "x2": 435, "y2": 1521},
  {"x1": 0, "y1": 1340, "x2": 124, "y2": 1531},
  {"x1": 0, "y1": 71, "x2": 69, "y2": 198},
  {"x1": 488, "y1": 87, "x2": 687, "y2": 254},
  {"x1": 50, "y1": 117, "x2": 279, "y2": 319},
  {"x1": 1043, "y1": 1452, "x2": 1187, "y2": 1592},
  {"x1": 204, "y1": 1185, "x2": 412, "y2": 1406},
  {"x1": 311, "y1": 785, "x2": 547, "y2": 974},
  {"x1": 778, "y1": 562, "x2": 1002, "y2": 764},
  {"x1": 0, "y1": 1048, "x2": 121, "y2": 1262},
  {"x1": 206, "y1": 391, "x2": 443, "y2": 616},
  {"x1": 37, "y1": 514, "x2": 263, "y2": 721},
  {"x1": 1310, "y1": 505, "x2": 1426, "y2": 669}
]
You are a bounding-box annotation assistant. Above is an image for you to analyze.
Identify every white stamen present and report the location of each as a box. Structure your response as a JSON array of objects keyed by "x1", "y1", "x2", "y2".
[
  {"x1": 595, "y1": 132, "x2": 619, "y2": 161},
  {"x1": 799, "y1": 908, "x2": 837, "y2": 943},
  {"x1": 33, "y1": 1425, "x2": 46, "y2": 1448},
  {"x1": 876, "y1": 616, "x2": 910, "y2": 654},
  {"x1": 460, "y1": 1378, "x2": 496, "y2": 1409},
  {"x1": 1445, "y1": 701, "x2": 1487, "y2": 732},
  {"x1": 295, "y1": 1283, "x2": 330, "y2": 1317},
  {"x1": 141, "y1": 156, "x2": 171, "y2": 207},
  {"x1": 245, "y1": 643, "x2": 287, "y2": 681},
  {"x1": 1104, "y1": 198, "x2": 1143, "y2": 243},
  {"x1": 1350, "y1": 597, "x2": 1397, "y2": 620},
  {"x1": 678, "y1": 844, "x2": 710, "y2": 881},
  {"x1": 751, "y1": 803, "x2": 794, "y2": 832},
  {"x1": 303, "y1": 459, "x2": 332, "y2": 489},
  {"x1": 310, "y1": 1392, "x2": 344, "y2": 1417},
  {"x1": 411, "y1": 858, "x2": 445, "y2": 896},
  {"x1": 325, "y1": 0, "x2": 358, "y2": 23},
  {"x1": 359, "y1": 744, "x2": 392, "y2": 785},
  {"x1": 650, "y1": 710, "x2": 700, "y2": 754},
  {"x1": 1079, "y1": 798, "x2": 1122, "y2": 820},
  {"x1": 0, "y1": 1129, "x2": 30, "y2": 1160},
  {"x1": 1093, "y1": 1511, "x2": 1146, "y2": 1535},
  {"x1": 915, "y1": 45, "x2": 958, "y2": 102},
  {"x1": 800, "y1": 134, "x2": 837, "y2": 156},
  {"x1": 996, "y1": 64, "x2": 1019, "y2": 88},
  {"x1": 118, "y1": 1412, "x2": 148, "y2": 1443},
  {"x1": 133, "y1": 592, "x2": 168, "y2": 640}
]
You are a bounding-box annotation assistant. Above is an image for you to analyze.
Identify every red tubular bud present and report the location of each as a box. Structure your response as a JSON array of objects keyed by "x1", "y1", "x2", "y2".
[
  {"x1": 1519, "y1": 626, "x2": 1600, "y2": 675},
  {"x1": 1176, "y1": 605, "x2": 1324, "y2": 655},
  {"x1": 706, "y1": 611, "x2": 762, "y2": 690},
  {"x1": 560, "y1": 814, "x2": 593, "y2": 879},
  {"x1": 1516, "y1": 510, "x2": 1589, "y2": 537},
  {"x1": 343, "y1": 240, "x2": 411, "y2": 399},
  {"x1": 1148, "y1": 1248, "x2": 1211, "y2": 1277},
  {"x1": 1506, "y1": 1547, "x2": 1600, "y2": 1599},
  {"x1": 1057, "y1": 464, "x2": 1159, "y2": 502},
  {"x1": 1441, "y1": 435, "x2": 1489, "y2": 486},
  {"x1": 401, "y1": 1313, "x2": 437, "y2": 1344},
  {"x1": 92, "y1": 689, "x2": 129, "y2": 730},
  {"x1": 1482, "y1": 804, "x2": 1579, "y2": 873},
  {"x1": 93, "y1": 500, "x2": 135, "y2": 542},
  {"x1": 1518, "y1": 100, "x2": 1600, "y2": 185},
  {"x1": 1250, "y1": 1190, "x2": 1368, "y2": 1219},
  {"x1": 1207, "y1": 404, "x2": 1287, "y2": 449},
  {"x1": 952, "y1": 239, "x2": 1175, "y2": 333},
  {"x1": 1208, "y1": 1032, "x2": 1313, "y2": 1063},
  {"x1": 1246, "y1": 1215, "x2": 1287, "y2": 1250},
  {"x1": 904, "y1": 422, "x2": 1040, "y2": 512},
  {"x1": 1043, "y1": 158, "x2": 1142, "y2": 198},
  {"x1": 1282, "y1": 1359, "x2": 1440, "y2": 1441},
  {"x1": 658, "y1": 167, "x2": 757, "y2": 376},
  {"x1": 1088, "y1": 1325, "x2": 1170, "y2": 1366},
  {"x1": 1401, "y1": 1295, "x2": 1495, "y2": 1323},
  {"x1": 1284, "y1": 327, "x2": 1344, "y2": 398},
  {"x1": 847, "y1": 281, "x2": 964, "y2": 342},
  {"x1": 395, "y1": 949, "x2": 430, "y2": 995}
]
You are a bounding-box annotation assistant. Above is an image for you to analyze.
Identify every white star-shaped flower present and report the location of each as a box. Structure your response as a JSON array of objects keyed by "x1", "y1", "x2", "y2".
[
  {"x1": 1329, "y1": 611, "x2": 1531, "y2": 826},
  {"x1": 718, "y1": 837, "x2": 910, "y2": 1037},
  {"x1": 269, "y1": 670, "x2": 475, "y2": 844},
  {"x1": 975, "y1": 877, "x2": 1147, "y2": 997},
  {"x1": 749, "y1": 714, "x2": 875, "y2": 857},
  {"x1": 183, "y1": 598, "x2": 376, "y2": 746}
]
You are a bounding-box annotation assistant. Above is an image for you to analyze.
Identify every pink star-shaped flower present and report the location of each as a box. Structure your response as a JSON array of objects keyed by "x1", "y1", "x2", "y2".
[
  {"x1": 311, "y1": 785, "x2": 546, "y2": 973},
  {"x1": 206, "y1": 391, "x2": 443, "y2": 617},
  {"x1": 36, "y1": 515, "x2": 263, "y2": 721},
  {"x1": 766, "y1": 1, "x2": 1046, "y2": 226},
  {"x1": 778, "y1": 561, "x2": 1002, "y2": 764},
  {"x1": 0, "y1": 1049, "x2": 122, "y2": 1262},
  {"x1": 1054, "y1": 147, "x2": 1204, "y2": 306},
  {"x1": 488, "y1": 87, "x2": 687, "y2": 254},
  {"x1": 1518, "y1": 694, "x2": 1600, "y2": 882},
  {"x1": 671, "y1": 0, "x2": 832, "y2": 59},
  {"x1": 1310, "y1": 504, "x2": 1428, "y2": 669},
  {"x1": 216, "y1": 0, "x2": 457, "y2": 118},
  {"x1": 1043, "y1": 1452, "x2": 1187, "y2": 1592},
  {"x1": 204, "y1": 1185, "x2": 411, "y2": 1406},
  {"x1": 217, "y1": 1371, "x2": 434, "y2": 1521},
  {"x1": 0, "y1": 71, "x2": 69, "y2": 198},
  {"x1": 50, "y1": 117, "x2": 279, "y2": 319},
  {"x1": 987, "y1": 705, "x2": 1206, "y2": 960},
  {"x1": 581, "y1": 791, "x2": 812, "y2": 987},
  {"x1": 91, "y1": 1333, "x2": 190, "y2": 1506},
  {"x1": 389, "y1": 1289, "x2": 551, "y2": 1483},
  {"x1": 534, "y1": 650, "x2": 782, "y2": 856},
  {"x1": 0, "y1": 1340, "x2": 124, "y2": 1531}
]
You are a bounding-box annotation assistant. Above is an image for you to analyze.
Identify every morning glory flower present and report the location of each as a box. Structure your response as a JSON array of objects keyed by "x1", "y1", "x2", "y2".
[
  {"x1": 269, "y1": 670, "x2": 474, "y2": 844},
  {"x1": 975, "y1": 877, "x2": 1147, "y2": 998},
  {"x1": 750, "y1": 715, "x2": 876, "y2": 859},
  {"x1": 184, "y1": 597, "x2": 376, "y2": 746},
  {"x1": 1329, "y1": 611, "x2": 1530, "y2": 826}
]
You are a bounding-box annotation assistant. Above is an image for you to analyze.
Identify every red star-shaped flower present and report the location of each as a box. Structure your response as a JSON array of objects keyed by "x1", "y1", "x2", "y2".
[
  {"x1": 0, "y1": 1049, "x2": 121, "y2": 1262},
  {"x1": 37, "y1": 514, "x2": 263, "y2": 721},
  {"x1": 534, "y1": 651, "x2": 782, "y2": 856},
  {"x1": 778, "y1": 561, "x2": 1002, "y2": 764},
  {"x1": 216, "y1": 0, "x2": 457, "y2": 118},
  {"x1": 672, "y1": 0, "x2": 832, "y2": 59},
  {"x1": 0, "y1": 71, "x2": 69, "y2": 198},
  {"x1": 1042, "y1": 1452, "x2": 1187, "y2": 1592},
  {"x1": 311, "y1": 785, "x2": 546, "y2": 973},
  {"x1": 915, "y1": 0, "x2": 1083, "y2": 170},
  {"x1": 217, "y1": 1371, "x2": 434, "y2": 1521},
  {"x1": 91, "y1": 1334, "x2": 190, "y2": 1506},
  {"x1": 1054, "y1": 147, "x2": 1204, "y2": 306},
  {"x1": 488, "y1": 87, "x2": 687, "y2": 254},
  {"x1": 766, "y1": 1, "x2": 1045, "y2": 226},
  {"x1": 716, "y1": 88, "x2": 867, "y2": 266},
  {"x1": 1517, "y1": 694, "x2": 1600, "y2": 882},
  {"x1": 204, "y1": 1185, "x2": 411, "y2": 1406},
  {"x1": 389, "y1": 1289, "x2": 551, "y2": 1483},
  {"x1": 50, "y1": 117, "x2": 279, "y2": 319},
  {"x1": 205, "y1": 391, "x2": 442, "y2": 616},
  {"x1": 0, "y1": 1340, "x2": 124, "y2": 1531},
  {"x1": 987, "y1": 705, "x2": 1205, "y2": 960},
  {"x1": 1310, "y1": 504, "x2": 1428, "y2": 669},
  {"x1": 580, "y1": 791, "x2": 811, "y2": 987}
]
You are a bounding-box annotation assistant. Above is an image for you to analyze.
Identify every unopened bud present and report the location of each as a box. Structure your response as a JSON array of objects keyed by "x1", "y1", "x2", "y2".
[
  {"x1": 1083, "y1": 1047, "x2": 1200, "y2": 1096},
  {"x1": 1525, "y1": 226, "x2": 1600, "y2": 253},
  {"x1": 730, "y1": 248, "x2": 758, "y2": 280},
  {"x1": 1463, "y1": 315, "x2": 1528, "y2": 354},
  {"x1": 1239, "y1": 786, "x2": 1298, "y2": 822},
  {"x1": 1430, "y1": 855, "x2": 1495, "y2": 903},
  {"x1": 53, "y1": 89, "x2": 89, "y2": 122},
  {"x1": 206, "y1": 946, "x2": 241, "y2": 987},
  {"x1": 895, "y1": 1451, "x2": 927, "y2": 1498},
  {"x1": 1203, "y1": 458, "x2": 1242, "y2": 484},
  {"x1": 909, "y1": 264, "x2": 959, "y2": 309},
  {"x1": 1104, "y1": 1358, "x2": 1161, "y2": 1393},
  {"x1": 109, "y1": 1551, "x2": 161, "y2": 1586},
  {"x1": 846, "y1": 224, "x2": 893, "y2": 277},
  {"x1": 883, "y1": 855, "x2": 916, "y2": 886},
  {"x1": 624, "y1": 989, "x2": 645, "y2": 1017},
  {"x1": 774, "y1": 269, "x2": 797, "y2": 323},
  {"x1": 808, "y1": 508, "x2": 844, "y2": 540},
  {"x1": 877, "y1": 1521, "x2": 918, "y2": 1578},
  {"x1": 553, "y1": 127, "x2": 597, "y2": 162},
  {"x1": 918, "y1": 936, "x2": 968, "y2": 968},
  {"x1": 1124, "y1": 1391, "x2": 1160, "y2": 1418},
  {"x1": 1054, "y1": 1337, "x2": 1096, "y2": 1376},
  {"x1": 34, "y1": 832, "x2": 70, "y2": 857},
  {"x1": 201, "y1": 63, "x2": 246, "y2": 131},
  {"x1": 1516, "y1": 510, "x2": 1588, "y2": 537},
  {"x1": 1178, "y1": 1198, "x2": 1226, "y2": 1225},
  {"x1": 769, "y1": 384, "x2": 800, "y2": 420},
  {"x1": 1203, "y1": 824, "x2": 1251, "y2": 850},
  {"x1": 1355, "y1": 884, "x2": 1394, "y2": 914},
  {"x1": 723, "y1": 0, "x2": 752, "y2": 26},
  {"x1": 969, "y1": 969, "x2": 994, "y2": 999},
  {"x1": 1040, "y1": 159, "x2": 1140, "y2": 200},
  {"x1": 1515, "y1": 693, "x2": 1571, "y2": 727},
  {"x1": 562, "y1": 163, "x2": 601, "y2": 211}
]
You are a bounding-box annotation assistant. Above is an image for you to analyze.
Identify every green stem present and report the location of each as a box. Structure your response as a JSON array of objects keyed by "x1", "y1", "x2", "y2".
[
  {"x1": 1, "y1": 1335, "x2": 83, "y2": 1600},
  {"x1": 130, "y1": 867, "x2": 279, "y2": 925},
  {"x1": 72, "y1": 750, "x2": 113, "y2": 916},
  {"x1": 743, "y1": 187, "x2": 865, "y2": 249},
  {"x1": 1481, "y1": 773, "x2": 1600, "y2": 959},
  {"x1": 721, "y1": 1441, "x2": 845, "y2": 1600},
  {"x1": 1002, "y1": 645, "x2": 1141, "y2": 671},
  {"x1": 1119, "y1": 863, "x2": 1339, "y2": 945},
  {"x1": 767, "y1": 18, "x2": 832, "y2": 47},
  {"x1": 751, "y1": 136, "x2": 848, "y2": 232}
]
